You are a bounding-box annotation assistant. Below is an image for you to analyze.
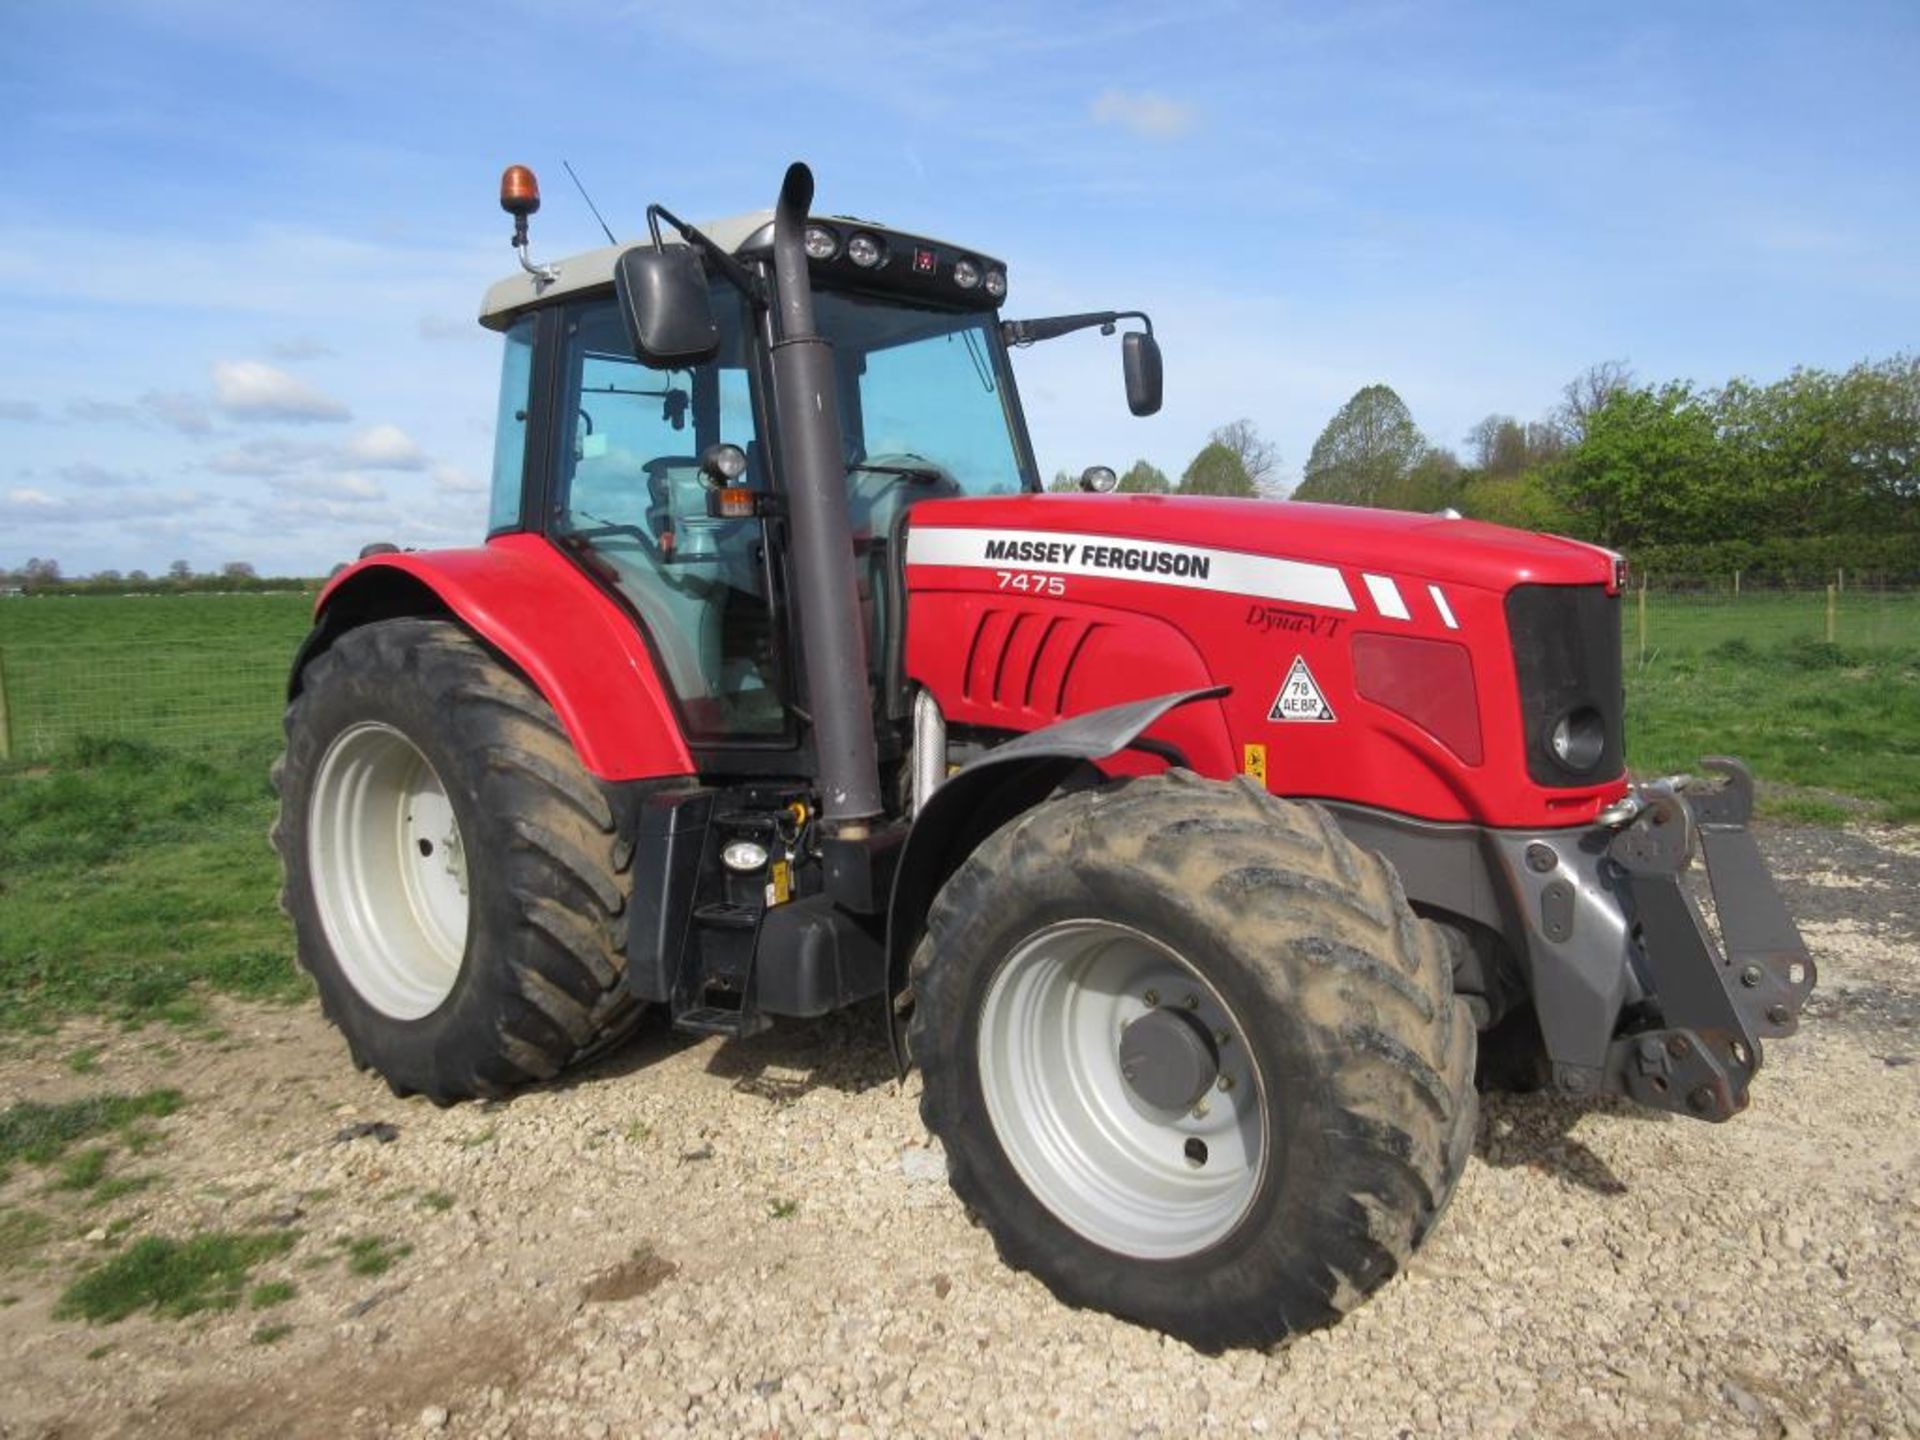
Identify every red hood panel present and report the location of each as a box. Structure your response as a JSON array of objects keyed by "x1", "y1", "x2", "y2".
[{"x1": 908, "y1": 493, "x2": 1613, "y2": 592}]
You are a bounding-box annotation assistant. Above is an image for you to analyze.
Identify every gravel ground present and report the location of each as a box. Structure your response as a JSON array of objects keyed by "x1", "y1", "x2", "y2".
[{"x1": 1, "y1": 824, "x2": 1915, "y2": 1439}]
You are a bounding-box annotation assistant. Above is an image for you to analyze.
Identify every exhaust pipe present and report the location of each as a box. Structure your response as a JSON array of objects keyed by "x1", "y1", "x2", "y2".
[{"x1": 767, "y1": 162, "x2": 882, "y2": 833}]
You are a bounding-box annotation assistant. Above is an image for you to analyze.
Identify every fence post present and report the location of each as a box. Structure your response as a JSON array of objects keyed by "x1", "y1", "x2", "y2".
[
  {"x1": 1733, "y1": 569, "x2": 1741, "y2": 597},
  {"x1": 1826, "y1": 583, "x2": 1838, "y2": 645},
  {"x1": 0, "y1": 647, "x2": 11, "y2": 763},
  {"x1": 1637, "y1": 579, "x2": 1648, "y2": 667},
  {"x1": 1837, "y1": 566, "x2": 1845, "y2": 595}
]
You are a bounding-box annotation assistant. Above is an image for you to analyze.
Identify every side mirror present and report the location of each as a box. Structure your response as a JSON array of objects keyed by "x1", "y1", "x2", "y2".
[
  {"x1": 614, "y1": 246, "x2": 720, "y2": 370},
  {"x1": 1123, "y1": 331, "x2": 1162, "y2": 417}
]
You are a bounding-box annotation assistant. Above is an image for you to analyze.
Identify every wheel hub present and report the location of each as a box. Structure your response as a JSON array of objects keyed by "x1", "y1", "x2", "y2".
[{"x1": 1119, "y1": 1007, "x2": 1220, "y2": 1112}]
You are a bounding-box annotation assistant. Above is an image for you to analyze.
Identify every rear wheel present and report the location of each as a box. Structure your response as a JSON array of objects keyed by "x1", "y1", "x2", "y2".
[
  {"x1": 909, "y1": 771, "x2": 1476, "y2": 1350},
  {"x1": 273, "y1": 618, "x2": 642, "y2": 1101}
]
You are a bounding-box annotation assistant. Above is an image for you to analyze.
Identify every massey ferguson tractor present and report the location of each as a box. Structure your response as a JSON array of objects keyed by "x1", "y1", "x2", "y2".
[{"x1": 274, "y1": 161, "x2": 1815, "y2": 1350}]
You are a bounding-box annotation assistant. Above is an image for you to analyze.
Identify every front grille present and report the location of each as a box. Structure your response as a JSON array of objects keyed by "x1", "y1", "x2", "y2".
[{"x1": 1505, "y1": 584, "x2": 1625, "y2": 787}]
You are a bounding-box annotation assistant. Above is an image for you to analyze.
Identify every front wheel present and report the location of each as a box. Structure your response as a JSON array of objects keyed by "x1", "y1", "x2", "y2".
[
  {"x1": 908, "y1": 772, "x2": 1476, "y2": 1351},
  {"x1": 273, "y1": 618, "x2": 642, "y2": 1102}
]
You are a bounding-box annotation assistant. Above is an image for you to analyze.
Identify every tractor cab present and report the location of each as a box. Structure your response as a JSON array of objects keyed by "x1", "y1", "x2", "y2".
[{"x1": 476, "y1": 182, "x2": 1149, "y2": 765}]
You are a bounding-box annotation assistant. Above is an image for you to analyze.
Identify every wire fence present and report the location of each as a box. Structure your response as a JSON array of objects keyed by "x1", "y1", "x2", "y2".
[
  {"x1": 0, "y1": 642, "x2": 290, "y2": 762},
  {"x1": 1625, "y1": 579, "x2": 1920, "y2": 666},
  {"x1": 0, "y1": 584, "x2": 1915, "y2": 764}
]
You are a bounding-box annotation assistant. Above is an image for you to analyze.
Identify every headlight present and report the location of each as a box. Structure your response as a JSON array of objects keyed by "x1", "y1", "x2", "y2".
[
  {"x1": 1549, "y1": 707, "x2": 1607, "y2": 772},
  {"x1": 846, "y1": 232, "x2": 886, "y2": 269},
  {"x1": 982, "y1": 269, "x2": 1007, "y2": 299},
  {"x1": 1079, "y1": 466, "x2": 1119, "y2": 493},
  {"x1": 803, "y1": 225, "x2": 840, "y2": 261},
  {"x1": 952, "y1": 258, "x2": 981, "y2": 289},
  {"x1": 721, "y1": 840, "x2": 769, "y2": 872}
]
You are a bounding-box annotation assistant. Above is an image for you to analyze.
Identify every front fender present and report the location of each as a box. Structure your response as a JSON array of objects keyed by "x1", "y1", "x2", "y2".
[
  {"x1": 883, "y1": 685, "x2": 1229, "y2": 1069},
  {"x1": 301, "y1": 534, "x2": 694, "y2": 781}
]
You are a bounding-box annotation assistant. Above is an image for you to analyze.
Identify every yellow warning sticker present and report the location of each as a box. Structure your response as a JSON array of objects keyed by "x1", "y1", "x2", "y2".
[
  {"x1": 1242, "y1": 742, "x2": 1268, "y2": 784},
  {"x1": 768, "y1": 860, "x2": 793, "y2": 907}
]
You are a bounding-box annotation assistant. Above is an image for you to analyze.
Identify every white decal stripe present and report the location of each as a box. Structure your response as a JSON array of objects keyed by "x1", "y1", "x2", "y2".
[
  {"x1": 905, "y1": 526, "x2": 1357, "y2": 611},
  {"x1": 1428, "y1": 583, "x2": 1459, "y2": 630},
  {"x1": 1362, "y1": 573, "x2": 1411, "y2": 621}
]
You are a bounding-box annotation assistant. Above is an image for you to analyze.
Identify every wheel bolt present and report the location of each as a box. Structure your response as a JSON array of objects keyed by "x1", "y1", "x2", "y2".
[
  {"x1": 1740, "y1": 965, "x2": 1763, "y2": 988},
  {"x1": 1143, "y1": 989, "x2": 1160, "y2": 1008},
  {"x1": 1183, "y1": 994, "x2": 1200, "y2": 1011},
  {"x1": 1215, "y1": 1029, "x2": 1232, "y2": 1046},
  {"x1": 1216, "y1": 1074, "x2": 1235, "y2": 1093},
  {"x1": 1190, "y1": 1101, "x2": 1210, "y2": 1119}
]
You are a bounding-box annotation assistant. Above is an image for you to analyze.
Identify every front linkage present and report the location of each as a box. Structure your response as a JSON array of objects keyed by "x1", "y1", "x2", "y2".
[{"x1": 1603, "y1": 758, "x2": 1817, "y2": 1120}]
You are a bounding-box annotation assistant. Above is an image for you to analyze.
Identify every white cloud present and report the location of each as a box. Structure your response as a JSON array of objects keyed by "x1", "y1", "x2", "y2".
[
  {"x1": 269, "y1": 335, "x2": 333, "y2": 360},
  {"x1": 432, "y1": 462, "x2": 485, "y2": 494},
  {"x1": 208, "y1": 436, "x2": 332, "y2": 477},
  {"x1": 211, "y1": 360, "x2": 350, "y2": 422},
  {"x1": 0, "y1": 399, "x2": 41, "y2": 422},
  {"x1": 65, "y1": 398, "x2": 140, "y2": 423},
  {"x1": 266, "y1": 473, "x2": 386, "y2": 503},
  {"x1": 346, "y1": 423, "x2": 426, "y2": 470},
  {"x1": 418, "y1": 315, "x2": 474, "y2": 342},
  {"x1": 142, "y1": 390, "x2": 213, "y2": 435},
  {"x1": 6, "y1": 486, "x2": 56, "y2": 507},
  {"x1": 55, "y1": 462, "x2": 136, "y2": 487},
  {"x1": 1089, "y1": 90, "x2": 1198, "y2": 141}
]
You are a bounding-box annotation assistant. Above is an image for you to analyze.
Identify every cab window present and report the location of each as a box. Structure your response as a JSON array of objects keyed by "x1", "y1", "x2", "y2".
[{"x1": 550, "y1": 292, "x2": 785, "y2": 740}]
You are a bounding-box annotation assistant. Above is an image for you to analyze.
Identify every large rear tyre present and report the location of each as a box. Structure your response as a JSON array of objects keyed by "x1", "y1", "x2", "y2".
[
  {"x1": 909, "y1": 771, "x2": 1476, "y2": 1351},
  {"x1": 273, "y1": 618, "x2": 642, "y2": 1102}
]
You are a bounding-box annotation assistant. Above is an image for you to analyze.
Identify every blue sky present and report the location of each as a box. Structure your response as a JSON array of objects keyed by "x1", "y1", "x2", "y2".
[{"x1": 3, "y1": 0, "x2": 1916, "y2": 576}]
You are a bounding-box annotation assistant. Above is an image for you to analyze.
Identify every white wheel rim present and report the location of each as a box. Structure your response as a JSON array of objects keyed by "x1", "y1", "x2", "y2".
[
  {"x1": 977, "y1": 919, "x2": 1267, "y2": 1260},
  {"x1": 308, "y1": 721, "x2": 470, "y2": 1020}
]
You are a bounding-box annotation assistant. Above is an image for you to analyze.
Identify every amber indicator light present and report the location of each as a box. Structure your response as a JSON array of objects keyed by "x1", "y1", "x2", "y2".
[{"x1": 499, "y1": 165, "x2": 541, "y2": 217}]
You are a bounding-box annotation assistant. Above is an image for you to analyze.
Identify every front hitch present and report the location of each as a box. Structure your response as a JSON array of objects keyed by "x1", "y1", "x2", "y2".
[{"x1": 1605, "y1": 759, "x2": 1817, "y2": 1121}]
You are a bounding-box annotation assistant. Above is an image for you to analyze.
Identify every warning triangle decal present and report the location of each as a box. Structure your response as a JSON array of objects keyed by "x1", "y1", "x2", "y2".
[{"x1": 1268, "y1": 655, "x2": 1336, "y2": 723}]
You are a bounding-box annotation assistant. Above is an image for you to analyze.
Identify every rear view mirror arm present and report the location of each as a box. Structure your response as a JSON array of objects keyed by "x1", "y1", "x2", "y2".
[
  {"x1": 1001, "y1": 310, "x2": 1153, "y2": 347},
  {"x1": 646, "y1": 204, "x2": 768, "y2": 308}
]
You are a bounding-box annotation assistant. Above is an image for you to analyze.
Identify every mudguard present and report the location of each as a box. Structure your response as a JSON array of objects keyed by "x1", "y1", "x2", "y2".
[
  {"x1": 884, "y1": 685, "x2": 1229, "y2": 1068},
  {"x1": 298, "y1": 533, "x2": 694, "y2": 781}
]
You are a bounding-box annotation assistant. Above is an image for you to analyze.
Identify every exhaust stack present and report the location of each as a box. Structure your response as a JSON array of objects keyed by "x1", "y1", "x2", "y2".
[{"x1": 766, "y1": 163, "x2": 882, "y2": 833}]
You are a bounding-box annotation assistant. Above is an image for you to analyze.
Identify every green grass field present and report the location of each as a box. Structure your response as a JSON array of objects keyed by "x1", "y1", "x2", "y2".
[
  {"x1": 0, "y1": 587, "x2": 1912, "y2": 1032},
  {"x1": 0, "y1": 592, "x2": 315, "y2": 762}
]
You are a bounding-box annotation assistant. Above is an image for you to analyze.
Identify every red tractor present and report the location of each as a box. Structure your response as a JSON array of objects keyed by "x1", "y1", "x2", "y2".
[{"x1": 275, "y1": 162, "x2": 1814, "y2": 1350}]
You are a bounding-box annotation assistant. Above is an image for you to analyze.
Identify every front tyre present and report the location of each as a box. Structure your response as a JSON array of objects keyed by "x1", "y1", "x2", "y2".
[
  {"x1": 273, "y1": 618, "x2": 641, "y2": 1102},
  {"x1": 909, "y1": 772, "x2": 1476, "y2": 1351}
]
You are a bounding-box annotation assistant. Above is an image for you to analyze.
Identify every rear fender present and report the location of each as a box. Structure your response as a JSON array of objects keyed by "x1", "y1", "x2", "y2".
[
  {"x1": 884, "y1": 685, "x2": 1228, "y2": 1070},
  {"x1": 296, "y1": 534, "x2": 693, "y2": 781}
]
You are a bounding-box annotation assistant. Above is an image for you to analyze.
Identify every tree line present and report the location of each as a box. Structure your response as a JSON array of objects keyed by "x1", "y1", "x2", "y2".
[
  {"x1": 1292, "y1": 355, "x2": 1920, "y2": 580},
  {"x1": 0, "y1": 558, "x2": 314, "y2": 596}
]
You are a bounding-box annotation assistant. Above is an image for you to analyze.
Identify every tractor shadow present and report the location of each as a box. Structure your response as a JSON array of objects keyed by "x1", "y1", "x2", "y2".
[
  {"x1": 1471, "y1": 1089, "x2": 1665, "y2": 1196},
  {"x1": 563, "y1": 1000, "x2": 897, "y2": 1103}
]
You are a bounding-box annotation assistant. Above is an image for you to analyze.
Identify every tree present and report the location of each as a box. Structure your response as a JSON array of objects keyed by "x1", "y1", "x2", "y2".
[
  {"x1": 127, "y1": 569, "x2": 150, "y2": 584},
  {"x1": 1556, "y1": 361, "x2": 1634, "y2": 444},
  {"x1": 1178, "y1": 441, "x2": 1257, "y2": 497},
  {"x1": 1548, "y1": 382, "x2": 1731, "y2": 546},
  {"x1": 22, "y1": 556, "x2": 61, "y2": 590},
  {"x1": 221, "y1": 561, "x2": 259, "y2": 581},
  {"x1": 167, "y1": 559, "x2": 193, "y2": 581},
  {"x1": 1118, "y1": 459, "x2": 1172, "y2": 493},
  {"x1": 1207, "y1": 420, "x2": 1280, "y2": 496},
  {"x1": 1047, "y1": 469, "x2": 1078, "y2": 492},
  {"x1": 1377, "y1": 448, "x2": 1465, "y2": 514},
  {"x1": 1294, "y1": 385, "x2": 1426, "y2": 506}
]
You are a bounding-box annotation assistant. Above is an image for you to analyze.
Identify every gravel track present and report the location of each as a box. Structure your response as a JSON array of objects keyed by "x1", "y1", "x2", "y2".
[{"x1": 1, "y1": 825, "x2": 1915, "y2": 1438}]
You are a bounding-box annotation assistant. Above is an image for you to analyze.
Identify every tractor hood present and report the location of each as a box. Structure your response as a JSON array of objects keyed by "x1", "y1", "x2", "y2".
[{"x1": 903, "y1": 492, "x2": 1617, "y2": 595}]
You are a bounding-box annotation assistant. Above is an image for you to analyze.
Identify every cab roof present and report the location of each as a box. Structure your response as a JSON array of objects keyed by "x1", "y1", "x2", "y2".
[{"x1": 478, "y1": 209, "x2": 774, "y2": 331}]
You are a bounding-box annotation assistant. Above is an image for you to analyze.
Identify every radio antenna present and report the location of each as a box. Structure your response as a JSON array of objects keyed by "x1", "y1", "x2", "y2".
[{"x1": 562, "y1": 160, "x2": 618, "y2": 246}]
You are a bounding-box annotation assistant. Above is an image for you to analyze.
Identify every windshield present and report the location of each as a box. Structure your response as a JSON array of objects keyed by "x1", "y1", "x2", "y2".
[{"x1": 814, "y1": 290, "x2": 1037, "y2": 497}]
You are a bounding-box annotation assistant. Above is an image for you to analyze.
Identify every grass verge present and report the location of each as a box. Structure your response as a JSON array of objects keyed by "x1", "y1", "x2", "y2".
[
  {"x1": 0, "y1": 1089, "x2": 181, "y2": 1182},
  {"x1": 1627, "y1": 634, "x2": 1920, "y2": 823},
  {"x1": 55, "y1": 1230, "x2": 299, "y2": 1323},
  {"x1": 0, "y1": 736, "x2": 309, "y2": 1031}
]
